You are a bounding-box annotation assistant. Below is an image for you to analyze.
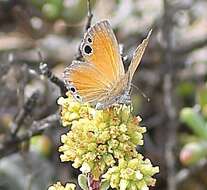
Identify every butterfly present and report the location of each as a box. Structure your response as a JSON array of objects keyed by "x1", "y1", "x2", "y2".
[{"x1": 64, "y1": 20, "x2": 151, "y2": 109}]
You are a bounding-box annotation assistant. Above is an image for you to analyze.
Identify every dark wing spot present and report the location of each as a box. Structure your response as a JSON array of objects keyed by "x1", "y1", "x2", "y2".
[
  {"x1": 76, "y1": 95, "x2": 80, "y2": 100},
  {"x1": 84, "y1": 45, "x2": 92, "y2": 54},
  {"x1": 70, "y1": 87, "x2": 76, "y2": 93},
  {"x1": 87, "y1": 37, "x2": 92, "y2": 43}
]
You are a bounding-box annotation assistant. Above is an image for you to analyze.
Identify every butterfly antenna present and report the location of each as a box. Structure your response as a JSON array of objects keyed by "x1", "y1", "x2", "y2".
[{"x1": 131, "y1": 83, "x2": 150, "y2": 102}]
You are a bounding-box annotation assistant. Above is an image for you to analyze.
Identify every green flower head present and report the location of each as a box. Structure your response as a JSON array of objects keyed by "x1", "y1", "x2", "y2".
[
  {"x1": 58, "y1": 93, "x2": 147, "y2": 179},
  {"x1": 102, "y1": 155, "x2": 159, "y2": 190},
  {"x1": 52, "y1": 93, "x2": 159, "y2": 190},
  {"x1": 48, "y1": 182, "x2": 76, "y2": 190}
]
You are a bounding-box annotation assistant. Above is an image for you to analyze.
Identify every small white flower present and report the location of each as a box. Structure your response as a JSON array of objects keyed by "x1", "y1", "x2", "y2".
[
  {"x1": 141, "y1": 185, "x2": 149, "y2": 190},
  {"x1": 57, "y1": 97, "x2": 65, "y2": 105},
  {"x1": 135, "y1": 170, "x2": 143, "y2": 180},
  {"x1": 119, "y1": 179, "x2": 129, "y2": 190},
  {"x1": 80, "y1": 162, "x2": 91, "y2": 173},
  {"x1": 136, "y1": 116, "x2": 142, "y2": 122}
]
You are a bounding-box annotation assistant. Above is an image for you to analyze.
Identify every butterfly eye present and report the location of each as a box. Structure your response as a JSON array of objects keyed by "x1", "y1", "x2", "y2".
[
  {"x1": 87, "y1": 37, "x2": 92, "y2": 43},
  {"x1": 84, "y1": 45, "x2": 92, "y2": 55}
]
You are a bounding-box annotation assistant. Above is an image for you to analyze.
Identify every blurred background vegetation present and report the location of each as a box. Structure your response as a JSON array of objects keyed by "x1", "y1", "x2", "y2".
[{"x1": 0, "y1": 0, "x2": 207, "y2": 190}]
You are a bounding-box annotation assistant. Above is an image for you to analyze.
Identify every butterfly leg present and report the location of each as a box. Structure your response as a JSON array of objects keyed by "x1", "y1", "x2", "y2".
[
  {"x1": 95, "y1": 103, "x2": 106, "y2": 110},
  {"x1": 95, "y1": 99, "x2": 117, "y2": 110},
  {"x1": 95, "y1": 101, "x2": 116, "y2": 110}
]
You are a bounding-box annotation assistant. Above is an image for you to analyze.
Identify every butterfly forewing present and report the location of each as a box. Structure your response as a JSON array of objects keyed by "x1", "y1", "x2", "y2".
[
  {"x1": 127, "y1": 30, "x2": 152, "y2": 82},
  {"x1": 80, "y1": 20, "x2": 125, "y2": 82}
]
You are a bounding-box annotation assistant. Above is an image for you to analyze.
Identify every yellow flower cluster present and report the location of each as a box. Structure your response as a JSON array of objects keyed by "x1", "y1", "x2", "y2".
[
  {"x1": 57, "y1": 93, "x2": 92, "y2": 127},
  {"x1": 102, "y1": 155, "x2": 159, "y2": 190},
  {"x1": 58, "y1": 93, "x2": 147, "y2": 180},
  {"x1": 48, "y1": 182, "x2": 76, "y2": 190},
  {"x1": 51, "y1": 92, "x2": 159, "y2": 190}
]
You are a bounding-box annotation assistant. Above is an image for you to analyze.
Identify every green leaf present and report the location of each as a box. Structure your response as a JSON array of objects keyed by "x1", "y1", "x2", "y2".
[
  {"x1": 78, "y1": 174, "x2": 89, "y2": 190},
  {"x1": 176, "y1": 82, "x2": 195, "y2": 97},
  {"x1": 180, "y1": 108, "x2": 207, "y2": 140},
  {"x1": 197, "y1": 87, "x2": 207, "y2": 108},
  {"x1": 61, "y1": 0, "x2": 96, "y2": 23},
  {"x1": 42, "y1": 3, "x2": 60, "y2": 20},
  {"x1": 100, "y1": 180, "x2": 110, "y2": 190},
  {"x1": 180, "y1": 141, "x2": 207, "y2": 165}
]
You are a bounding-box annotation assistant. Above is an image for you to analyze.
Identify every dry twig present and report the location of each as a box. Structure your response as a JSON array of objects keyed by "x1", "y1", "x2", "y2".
[
  {"x1": 11, "y1": 91, "x2": 40, "y2": 136},
  {"x1": 174, "y1": 36, "x2": 207, "y2": 55},
  {"x1": 39, "y1": 52, "x2": 67, "y2": 97},
  {"x1": 75, "y1": 0, "x2": 94, "y2": 61},
  {"x1": 0, "y1": 113, "x2": 59, "y2": 159},
  {"x1": 175, "y1": 160, "x2": 207, "y2": 185},
  {"x1": 162, "y1": 1, "x2": 178, "y2": 190},
  {"x1": 85, "y1": 0, "x2": 93, "y2": 31}
]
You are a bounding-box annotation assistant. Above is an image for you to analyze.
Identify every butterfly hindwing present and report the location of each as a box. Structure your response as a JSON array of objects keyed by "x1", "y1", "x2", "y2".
[{"x1": 64, "y1": 60, "x2": 110, "y2": 104}]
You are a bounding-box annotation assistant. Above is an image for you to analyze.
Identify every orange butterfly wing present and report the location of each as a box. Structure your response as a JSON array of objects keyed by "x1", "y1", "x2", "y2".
[
  {"x1": 80, "y1": 20, "x2": 125, "y2": 82},
  {"x1": 64, "y1": 20, "x2": 124, "y2": 105},
  {"x1": 64, "y1": 20, "x2": 151, "y2": 107},
  {"x1": 64, "y1": 61, "x2": 110, "y2": 103},
  {"x1": 127, "y1": 30, "x2": 152, "y2": 81}
]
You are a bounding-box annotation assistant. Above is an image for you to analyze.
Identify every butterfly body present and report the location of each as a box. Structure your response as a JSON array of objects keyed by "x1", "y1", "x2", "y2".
[
  {"x1": 95, "y1": 74, "x2": 131, "y2": 109},
  {"x1": 64, "y1": 20, "x2": 151, "y2": 109}
]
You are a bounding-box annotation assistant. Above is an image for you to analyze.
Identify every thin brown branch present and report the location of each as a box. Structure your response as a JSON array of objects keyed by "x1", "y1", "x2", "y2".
[
  {"x1": 75, "y1": 0, "x2": 93, "y2": 61},
  {"x1": 85, "y1": 0, "x2": 93, "y2": 31},
  {"x1": 162, "y1": 1, "x2": 178, "y2": 190},
  {"x1": 0, "y1": 53, "x2": 13, "y2": 78},
  {"x1": 175, "y1": 160, "x2": 207, "y2": 185},
  {"x1": 0, "y1": 113, "x2": 59, "y2": 159},
  {"x1": 39, "y1": 59, "x2": 67, "y2": 97},
  {"x1": 87, "y1": 173, "x2": 100, "y2": 190},
  {"x1": 174, "y1": 36, "x2": 207, "y2": 55},
  {"x1": 11, "y1": 91, "x2": 40, "y2": 136}
]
